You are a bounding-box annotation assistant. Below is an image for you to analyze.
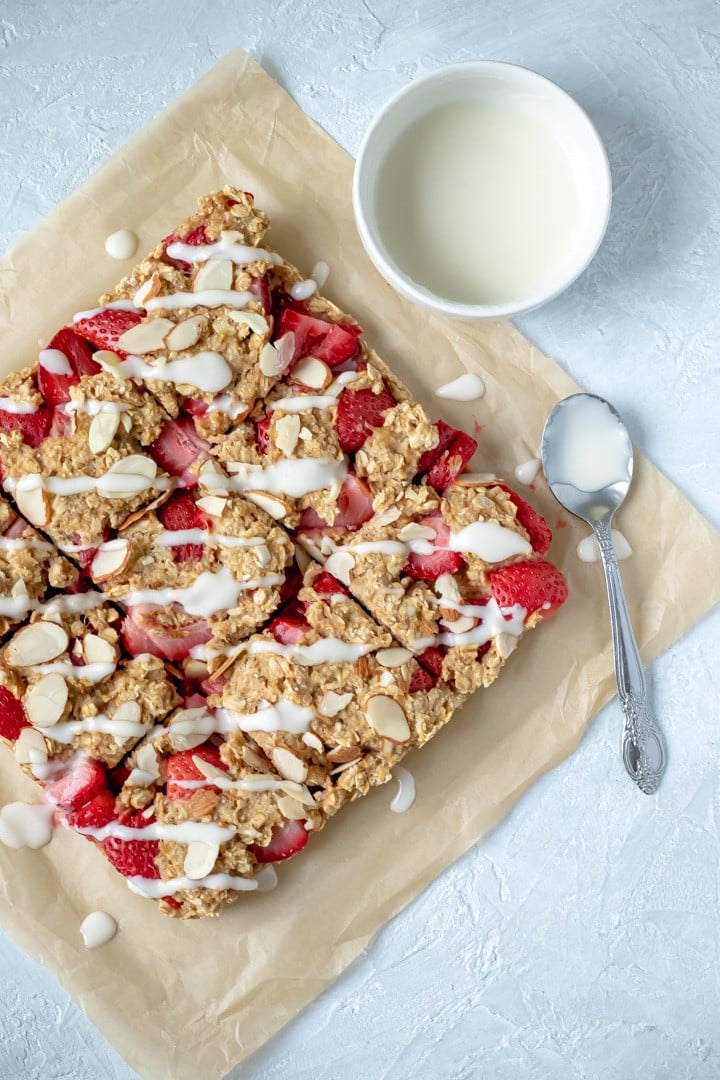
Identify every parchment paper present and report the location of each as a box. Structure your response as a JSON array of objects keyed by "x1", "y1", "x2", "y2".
[{"x1": 1, "y1": 50, "x2": 718, "y2": 1080}]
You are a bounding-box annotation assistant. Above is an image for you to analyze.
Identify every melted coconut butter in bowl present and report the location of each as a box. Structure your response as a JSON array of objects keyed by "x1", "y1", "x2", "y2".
[{"x1": 354, "y1": 61, "x2": 611, "y2": 319}]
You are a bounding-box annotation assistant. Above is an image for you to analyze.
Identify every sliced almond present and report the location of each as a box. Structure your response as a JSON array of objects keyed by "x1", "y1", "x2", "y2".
[
  {"x1": 169, "y1": 706, "x2": 212, "y2": 751},
  {"x1": 443, "y1": 615, "x2": 475, "y2": 634},
  {"x1": 302, "y1": 731, "x2": 324, "y2": 754},
  {"x1": 193, "y1": 259, "x2": 233, "y2": 292},
  {"x1": 253, "y1": 543, "x2": 271, "y2": 568},
  {"x1": 455, "y1": 472, "x2": 500, "y2": 486},
  {"x1": 241, "y1": 744, "x2": 269, "y2": 771},
  {"x1": 495, "y1": 632, "x2": 519, "y2": 660},
  {"x1": 244, "y1": 490, "x2": 290, "y2": 520},
  {"x1": 277, "y1": 795, "x2": 307, "y2": 820},
  {"x1": 326, "y1": 745, "x2": 361, "y2": 764},
  {"x1": 272, "y1": 331, "x2": 296, "y2": 373},
  {"x1": 83, "y1": 634, "x2": 118, "y2": 665},
  {"x1": 117, "y1": 317, "x2": 174, "y2": 354},
  {"x1": 98, "y1": 454, "x2": 158, "y2": 499},
  {"x1": 274, "y1": 414, "x2": 301, "y2": 455},
  {"x1": 271, "y1": 746, "x2": 308, "y2": 783},
  {"x1": 319, "y1": 535, "x2": 335, "y2": 557},
  {"x1": 191, "y1": 754, "x2": 227, "y2": 782},
  {"x1": 88, "y1": 410, "x2": 120, "y2": 454},
  {"x1": 227, "y1": 310, "x2": 270, "y2": 335},
  {"x1": 376, "y1": 647, "x2": 413, "y2": 668},
  {"x1": 14, "y1": 727, "x2": 48, "y2": 767},
  {"x1": 366, "y1": 695, "x2": 411, "y2": 744},
  {"x1": 292, "y1": 356, "x2": 332, "y2": 390},
  {"x1": 113, "y1": 701, "x2": 142, "y2": 724},
  {"x1": 258, "y1": 341, "x2": 286, "y2": 377},
  {"x1": 6, "y1": 622, "x2": 69, "y2": 666},
  {"x1": 165, "y1": 315, "x2": 206, "y2": 352},
  {"x1": 373, "y1": 505, "x2": 401, "y2": 527},
  {"x1": 118, "y1": 488, "x2": 172, "y2": 531},
  {"x1": 295, "y1": 546, "x2": 312, "y2": 574},
  {"x1": 15, "y1": 476, "x2": 49, "y2": 527},
  {"x1": 119, "y1": 412, "x2": 132, "y2": 432},
  {"x1": 198, "y1": 460, "x2": 230, "y2": 494},
  {"x1": 331, "y1": 757, "x2": 361, "y2": 776},
  {"x1": 435, "y1": 573, "x2": 462, "y2": 605},
  {"x1": 324, "y1": 550, "x2": 355, "y2": 586},
  {"x1": 91, "y1": 539, "x2": 129, "y2": 583},
  {"x1": 183, "y1": 840, "x2": 219, "y2": 880},
  {"x1": 92, "y1": 350, "x2": 125, "y2": 377},
  {"x1": 319, "y1": 690, "x2": 353, "y2": 718},
  {"x1": 183, "y1": 658, "x2": 209, "y2": 681},
  {"x1": 398, "y1": 522, "x2": 437, "y2": 542},
  {"x1": 280, "y1": 782, "x2": 316, "y2": 807},
  {"x1": 134, "y1": 742, "x2": 160, "y2": 779},
  {"x1": 220, "y1": 229, "x2": 243, "y2": 243},
  {"x1": 196, "y1": 495, "x2": 227, "y2": 517},
  {"x1": 26, "y1": 673, "x2": 68, "y2": 728},
  {"x1": 133, "y1": 272, "x2": 161, "y2": 306}
]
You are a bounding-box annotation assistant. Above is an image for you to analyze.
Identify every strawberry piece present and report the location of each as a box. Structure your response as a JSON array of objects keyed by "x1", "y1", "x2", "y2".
[
  {"x1": 103, "y1": 808, "x2": 160, "y2": 879},
  {"x1": 487, "y1": 559, "x2": 568, "y2": 618},
  {"x1": 48, "y1": 409, "x2": 74, "y2": 438},
  {"x1": 312, "y1": 571, "x2": 348, "y2": 597},
  {"x1": 417, "y1": 420, "x2": 457, "y2": 474},
  {"x1": 276, "y1": 309, "x2": 361, "y2": 368},
  {"x1": 416, "y1": 646, "x2": 445, "y2": 677},
  {"x1": 335, "y1": 385, "x2": 396, "y2": 452},
  {"x1": 0, "y1": 687, "x2": 30, "y2": 742},
  {"x1": 73, "y1": 308, "x2": 143, "y2": 358},
  {"x1": 409, "y1": 666, "x2": 438, "y2": 692},
  {"x1": 297, "y1": 473, "x2": 374, "y2": 535},
  {"x1": 278, "y1": 560, "x2": 303, "y2": 607},
  {"x1": 37, "y1": 328, "x2": 100, "y2": 406},
  {"x1": 248, "y1": 271, "x2": 272, "y2": 313},
  {"x1": 255, "y1": 414, "x2": 271, "y2": 453},
  {"x1": 122, "y1": 606, "x2": 212, "y2": 661},
  {"x1": 427, "y1": 430, "x2": 478, "y2": 490},
  {"x1": 162, "y1": 895, "x2": 183, "y2": 910},
  {"x1": 251, "y1": 819, "x2": 308, "y2": 863},
  {"x1": 199, "y1": 672, "x2": 227, "y2": 699},
  {"x1": 66, "y1": 788, "x2": 117, "y2": 829},
  {"x1": 269, "y1": 610, "x2": 311, "y2": 644},
  {"x1": 108, "y1": 764, "x2": 130, "y2": 795},
  {"x1": 166, "y1": 744, "x2": 226, "y2": 800},
  {"x1": 183, "y1": 397, "x2": 210, "y2": 418},
  {"x1": 43, "y1": 757, "x2": 106, "y2": 811},
  {"x1": 158, "y1": 490, "x2": 211, "y2": 562},
  {"x1": 404, "y1": 513, "x2": 463, "y2": 581},
  {"x1": 163, "y1": 224, "x2": 210, "y2": 270},
  {"x1": 0, "y1": 405, "x2": 52, "y2": 448},
  {"x1": 151, "y1": 416, "x2": 210, "y2": 485},
  {"x1": 493, "y1": 484, "x2": 552, "y2": 555}
]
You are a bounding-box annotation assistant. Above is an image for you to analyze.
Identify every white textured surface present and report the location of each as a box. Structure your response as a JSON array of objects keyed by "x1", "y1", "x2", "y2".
[{"x1": 1, "y1": 2, "x2": 719, "y2": 1077}]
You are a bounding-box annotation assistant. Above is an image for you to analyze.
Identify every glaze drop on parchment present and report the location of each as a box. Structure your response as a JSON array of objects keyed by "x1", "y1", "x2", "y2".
[
  {"x1": 389, "y1": 767, "x2": 416, "y2": 813},
  {"x1": 80, "y1": 911, "x2": 118, "y2": 948},
  {"x1": 0, "y1": 802, "x2": 54, "y2": 849},
  {"x1": 577, "y1": 529, "x2": 632, "y2": 563},
  {"x1": 435, "y1": 373, "x2": 486, "y2": 401},
  {"x1": 514, "y1": 458, "x2": 541, "y2": 485},
  {"x1": 104, "y1": 230, "x2": 138, "y2": 260}
]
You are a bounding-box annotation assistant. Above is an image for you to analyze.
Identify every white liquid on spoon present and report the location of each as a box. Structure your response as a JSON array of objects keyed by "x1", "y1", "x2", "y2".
[
  {"x1": 551, "y1": 396, "x2": 631, "y2": 492},
  {"x1": 376, "y1": 98, "x2": 584, "y2": 305}
]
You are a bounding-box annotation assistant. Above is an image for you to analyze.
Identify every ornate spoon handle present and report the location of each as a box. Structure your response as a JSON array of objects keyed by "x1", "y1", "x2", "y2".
[{"x1": 594, "y1": 521, "x2": 667, "y2": 794}]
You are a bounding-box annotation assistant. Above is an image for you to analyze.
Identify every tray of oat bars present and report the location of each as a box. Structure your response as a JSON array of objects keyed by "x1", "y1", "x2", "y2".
[{"x1": 0, "y1": 188, "x2": 567, "y2": 918}]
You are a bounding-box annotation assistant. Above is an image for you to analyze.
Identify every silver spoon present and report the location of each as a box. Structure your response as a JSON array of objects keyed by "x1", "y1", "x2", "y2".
[{"x1": 541, "y1": 393, "x2": 666, "y2": 795}]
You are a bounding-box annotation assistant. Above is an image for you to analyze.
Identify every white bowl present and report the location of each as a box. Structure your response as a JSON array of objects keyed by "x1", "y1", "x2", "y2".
[{"x1": 352, "y1": 61, "x2": 612, "y2": 320}]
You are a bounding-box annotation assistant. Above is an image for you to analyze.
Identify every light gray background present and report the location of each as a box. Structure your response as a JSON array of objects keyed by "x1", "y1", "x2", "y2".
[{"x1": 1, "y1": 2, "x2": 719, "y2": 1078}]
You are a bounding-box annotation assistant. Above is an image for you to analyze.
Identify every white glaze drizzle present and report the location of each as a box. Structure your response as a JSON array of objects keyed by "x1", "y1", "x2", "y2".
[
  {"x1": 77, "y1": 820, "x2": 235, "y2": 845},
  {"x1": 124, "y1": 568, "x2": 284, "y2": 618},
  {"x1": 38, "y1": 349, "x2": 72, "y2": 375},
  {"x1": 157, "y1": 530, "x2": 266, "y2": 550},
  {"x1": 143, "y1": 290, "x2": 253, "y2": 313},
  {"x1": 44, "y1": 713, "x2": 147, "y2": 745},
  {"x1": 310, "y1": 261, "x2": 330, "y2": 288},
  {"x1": 127, "y1": 872, "x2": 258, "y2": 898},
  {"x1": 0, "y1": 397, "x2": 38, "y2": 414},
  {"x1": 290, "y1": 278, "x2": 318, "y2": 301},
  {"x1": 412, "y1": 599, "x2": 527, "y2": 649},
  {"x1": 33, "y1": 661, "x2": 117, "y2": 683},
  {"x1": 7, "y1": 469, "x2": 172, "y2": 500},
  {"x1": 220, "y1": 458, "x2": 347, "y2": 499},
  {"x1": 165, "y1": 239, "x2": 278, "y2": 266},
  {"x1": 120, "y1": 352, "x2": 232, "y2": 394},
  {"x1": 435, "y1": 373, "x2": 486, "y2": 401},
  {"x1": 73, "y1": 300, "x2": 140, "y2": 322},
  {"x1": 247, "y1": 638, "x2": 376, "y2": 665}
]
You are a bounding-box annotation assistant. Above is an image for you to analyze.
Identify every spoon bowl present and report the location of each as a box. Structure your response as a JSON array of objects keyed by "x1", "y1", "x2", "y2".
[{"x1": 541, "y1": 393, "x2": 666, "y2": 795}]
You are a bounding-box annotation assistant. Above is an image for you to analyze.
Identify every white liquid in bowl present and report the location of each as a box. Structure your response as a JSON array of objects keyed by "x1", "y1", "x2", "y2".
[{"x1": 375, "y1": 98, "x2": 585, "y2": 306}]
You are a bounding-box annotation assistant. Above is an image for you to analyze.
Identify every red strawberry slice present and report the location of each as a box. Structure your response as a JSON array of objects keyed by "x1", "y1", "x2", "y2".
[
  {"x1": 487, "y1": 559, "x2": 568, "y2": 618},
  {"x1": 0, "y1": 687, "x2": 30, "y2": 742},
  {"x1": 199, "y1": 672, "x2": 227, "y2": 699},
  {"x1": 417, "y1": 420, "x2": 457, "y2": 474},
  {"x1": 251, "y1": 820, "x2": 308, "y2": 863},
  {"x1": 409, "y1": 666, "x2": 438, "y2": 692},
  {"x1": 37, "y1": 328, "x2": 100, "y2": 406},
  {"x1": 297, "y1": 473, "x2": 374, "y2": 535},
  {"x1": 416, "y1": 646, "x2": 445, "y2": 677},
  {"x1": 335, "y1": 385, "x2": 396, "y2": 452},
  {"x1": 43, "y1": 756, "x2": 106, "y2": 811},
  {"x1": 2, "y1": 515, "x2": 28, "y2": 540},
  {"x1": 73, "y1": 308, "x2": 143, "y2": 358},
  {"x1": 122, "y1": 607, "x2": 212, "y2": 661},
  {"x1": 493, "y1": 484, "x2": 552, "y2": 555},
  {"x1": 269, "y1": 610, "x2": 311, "y2": 644},
  {"x1": 151, "y1": 416, "x2": 210, "y2": 486},
  {"x1": 0, "y1": 405, "x2": 52, "y2": 448},
  {"x1": 255, "y1": 414, "x2": 271, "y2": 453},
  {"x1": 163, "y1": 224, "x2": 211, "y2": 270},
  {"x1": 183, "y1": 397, "x2": 210, "y2": 418},
  {"x1": 48, "y1": 409, "x2": 74, "y2": 439},
  {"x1": 248, "y1": 271, "x2": 272, "y2": 314},
  {"x1": 403, "y1": 513, "x2": 463, "y2": 581},
  {"x1": 103, "y1": 808, "x2": 160, "y2": 879},
  {"x1": 66, "y1": 788, "x2": 117, "y2": 829},
  {"x1": 278, "y1": 560, "x2": 303, "y2": 606},
  {"x1": 276, "y1": 309, "x2": 361, "y2": 368},
  {"x1": 312, "y1": 571, "x2": 348, "y2": 597},
  {"x1": 158, "y1": 490, "x2": 211, "y2": 562},
  {"x1": 108, "y1": 764, "x2": 130, "y2": 795},
  {"x1": 427, "y1": 429, "x2": 478, "y2": 490},
  {"x1": 166, "y1": 744, "x2": 226, "y2": 800}
]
